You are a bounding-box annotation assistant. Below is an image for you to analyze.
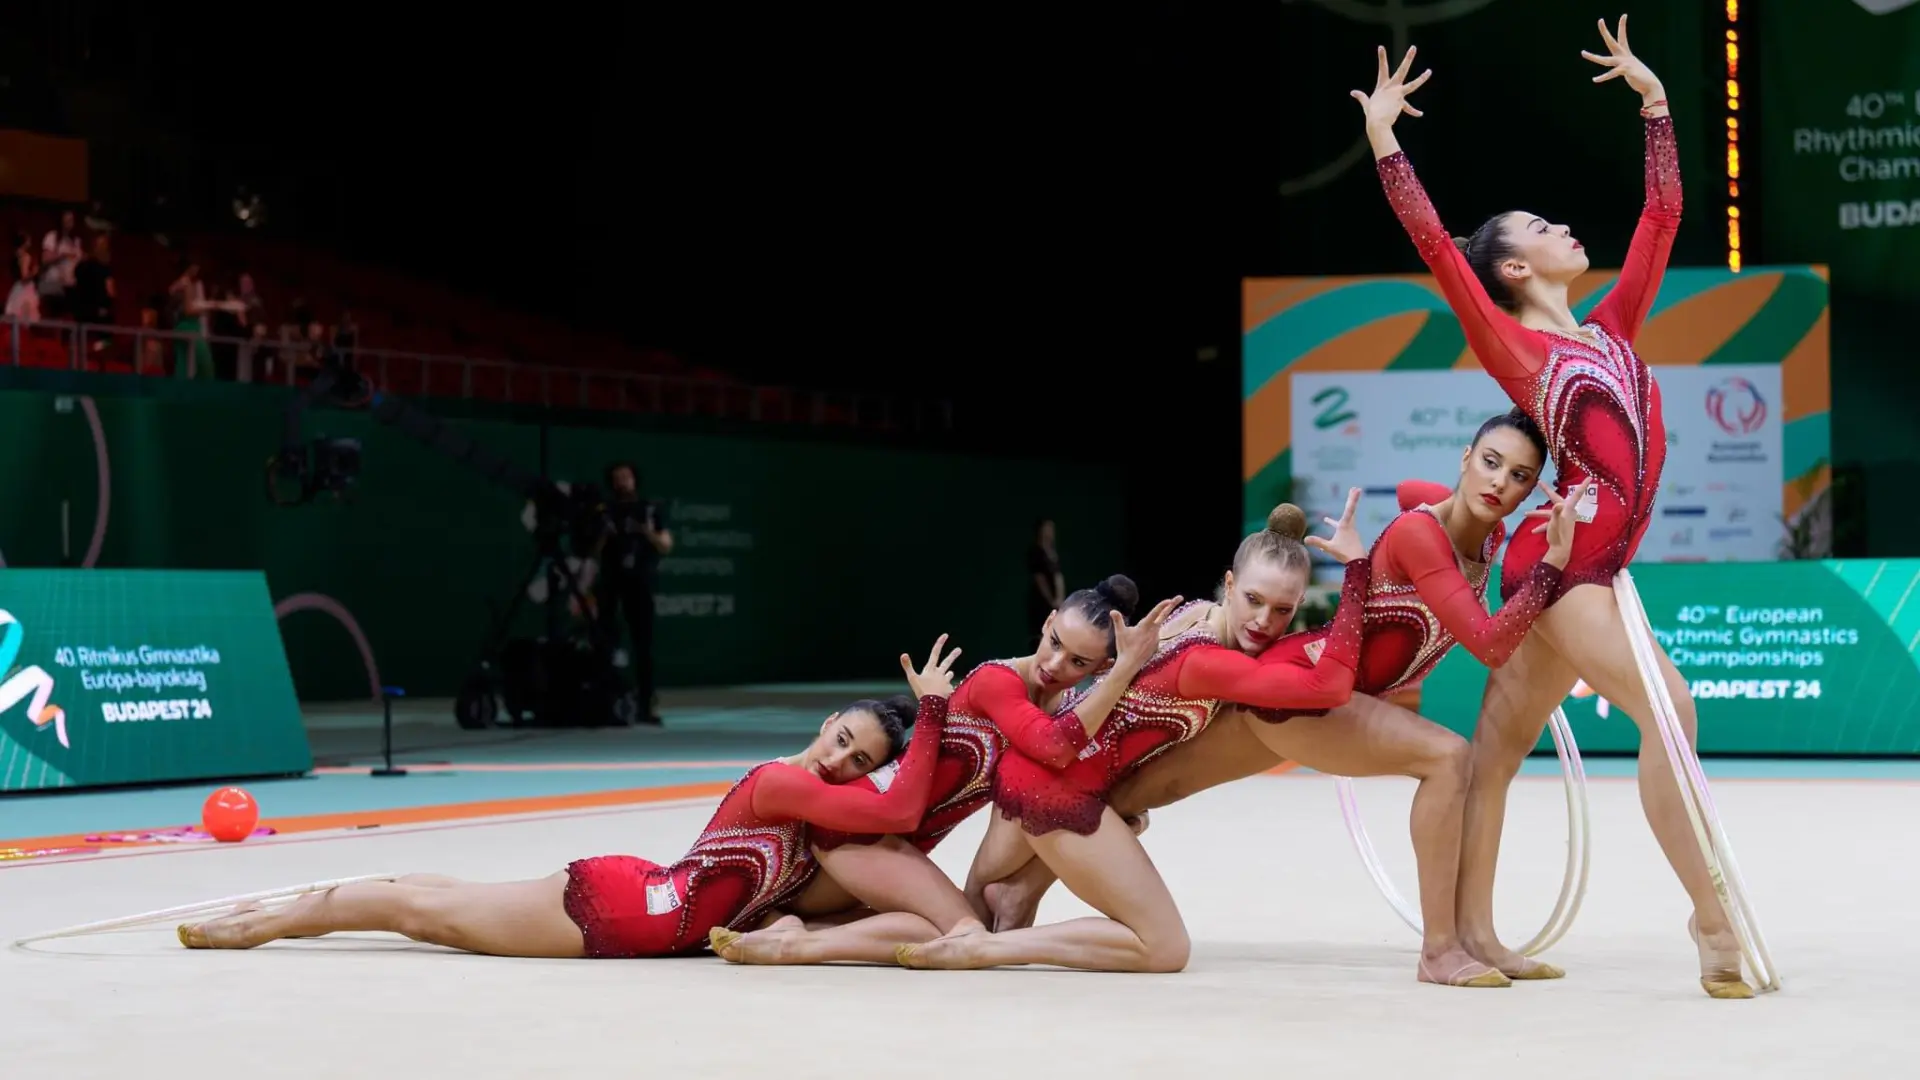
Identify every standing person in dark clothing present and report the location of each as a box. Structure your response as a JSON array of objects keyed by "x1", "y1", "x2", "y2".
[
  {"x1": 1026, "y1": 518, "x2": 1063, "y2": 646},
  {"x1": 593, "y1": 461, "x2": 673, "y2": 725}
]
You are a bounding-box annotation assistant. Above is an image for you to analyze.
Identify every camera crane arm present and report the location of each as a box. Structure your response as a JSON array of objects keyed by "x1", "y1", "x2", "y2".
[
  {"x1": 268, "y1": 364, "x2": 575, "y2": 529},
  {"x1": 268, "y1": 371, "x2": 637, "y2": 728}
]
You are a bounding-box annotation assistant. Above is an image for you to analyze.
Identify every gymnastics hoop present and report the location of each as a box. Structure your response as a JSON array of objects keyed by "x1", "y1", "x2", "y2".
[
  {"x1": 11, "y1": 873, "x2": 401, "y2": 946},
  {"x1": 1613, "y1": 570, "x2": 1780, "y2": 993},
  {"x1": 1335, "y1": 704, "x2": 1590, "y2": 957}
]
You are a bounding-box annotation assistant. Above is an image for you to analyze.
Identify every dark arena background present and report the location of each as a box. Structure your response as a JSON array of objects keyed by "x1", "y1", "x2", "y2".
[{"x1": 4, "y1": 3, "x2": 1918, "y2": 1075}]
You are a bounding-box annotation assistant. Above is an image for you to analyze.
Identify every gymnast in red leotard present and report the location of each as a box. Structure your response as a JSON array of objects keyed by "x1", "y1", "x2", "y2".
[
  {"x1": 176, "y1": 639, "x2": 966, "y2": 959},
  {"x1": 709, "y1": 578, "x2": 1179, "y2": 967},
  {"x1": 1356, "y1": 20, "x2": 1753, "y2": 997},
  {"x1": 885, "y1": 510, "x2": 1375, "y2": 974},
  {"x1": 983, "y1": 415, "x2": 1590, "y2": 986}
]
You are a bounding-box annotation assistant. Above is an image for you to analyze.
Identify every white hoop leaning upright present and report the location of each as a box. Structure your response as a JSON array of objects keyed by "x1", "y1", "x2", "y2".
[
  {"x1": 11, "y1": 874, "x2": 401, "y2": 947},
  {"x1": 1612, "y1": 569, "x2": 1780, "y2": 992},
  {"x1": 1335, "y1": 707, "x2": 1590, "y2": 956}
]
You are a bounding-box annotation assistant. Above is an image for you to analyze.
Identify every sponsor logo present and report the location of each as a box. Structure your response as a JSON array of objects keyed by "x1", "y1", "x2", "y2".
[
  {"x1": 1311, "y1": 386, "x2": 1357, "y2": 430},
  {"x1": 1706, "y1": 377, "x2": 1768, "y2": 436},
  {"x1": 0, "y1": 611, "x2": 66, "y2": 748}
]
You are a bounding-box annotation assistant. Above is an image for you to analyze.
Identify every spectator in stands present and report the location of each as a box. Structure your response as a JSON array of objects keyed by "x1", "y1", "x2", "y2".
[
  {"x1": 333, "y1": 309, "x2": 360, "y2": 357},
  {"x1": 235, "y1": 272, "x2": 265, "y2": 326},
  {"x1": 70, "y1": 236, "x2": 116, "y2": 340},
  {"x1": 136, "y1": 304, "x2": 169, "y2": 375},
  {"x1": 304, "y1": 319, "x2": 331, "y2": 368},
  {"x1": 7, "y1": 252, "x2": 42, "y2": 322},
  {"x1": 239, "y1": 322, "x2": 272, "y2": 383},
  {"x1": 592, "y1": 461, "x2": 673, "y2": 726},
  {"x1": 276, "y1": 323, "x2": 308, "y2": 370},
  {"x1": 69, "y1": 236, "x2": 117, "y2": 364},
  {"x1": 167, "y1": 260, "x2": 246, "y2": 378},
  {"x1": 38, "y1": 209, "x2": 82, "y2": 318},
  {"x1": 208, "y1": 282, "x2": 249, "y2": 379}
]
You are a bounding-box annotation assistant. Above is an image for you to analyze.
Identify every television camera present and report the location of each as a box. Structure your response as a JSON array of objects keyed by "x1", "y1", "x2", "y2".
[{"x1": 266, "y1": 356, "x2": 642, "y2": 729}]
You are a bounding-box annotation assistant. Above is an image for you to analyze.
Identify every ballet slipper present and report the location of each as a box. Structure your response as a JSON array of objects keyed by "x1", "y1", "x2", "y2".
[
  {"x1": 895, "y1": 933, "x2": 990, "y2": 970},
  {"x1": 711, "y1": 924, "x2": 815, "y2": 965},
  {"x1": 1688, "y1": 914, "x2": 1754, "y2": 1000},
  {"x1": 708, "y1": 927, "x2": 744, "y2": 961},
  {"x1": 1417, "y1": 953, "x2": 1513, "y2": 988},
  {"x1": 1503, "y1": 956, "x2": 1566, "y2": 981},
  {"x1": 1466, "y1": 936, "x2": 1564, "y2": 980},
  {"x1": 177, "y1": 913, "x2": 269, "y2": 950}
]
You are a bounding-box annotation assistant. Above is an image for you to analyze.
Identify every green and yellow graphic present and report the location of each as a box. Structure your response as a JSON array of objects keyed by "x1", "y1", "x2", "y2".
[{"x1": 1241, "y1": 265, "x2": 1833, "y2": 538}]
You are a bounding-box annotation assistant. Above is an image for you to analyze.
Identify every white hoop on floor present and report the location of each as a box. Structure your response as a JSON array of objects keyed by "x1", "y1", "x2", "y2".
[
  {"x1": 12, "y1": 873, "x2": 401, "y2": 946},
  {"x1": 1335, "y1": 704, "x2": 1591, "y2": 957},
  {"x1": 1612, "y1": 570, "x2": 1779, "y2": 992}
]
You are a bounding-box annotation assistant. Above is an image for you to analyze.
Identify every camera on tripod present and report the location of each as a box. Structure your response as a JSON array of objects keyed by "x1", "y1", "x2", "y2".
[
  {"x1": 265, "y1": 352, "x2": 373, "y2": 507},
  {"x1": 269, "y1": 369, "x2": 641, "y2": 729}
]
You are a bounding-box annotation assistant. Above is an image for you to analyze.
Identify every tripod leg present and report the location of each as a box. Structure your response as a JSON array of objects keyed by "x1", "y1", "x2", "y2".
[{"x1": 554, "y1": 559, "x2": 643, "y2": 727}]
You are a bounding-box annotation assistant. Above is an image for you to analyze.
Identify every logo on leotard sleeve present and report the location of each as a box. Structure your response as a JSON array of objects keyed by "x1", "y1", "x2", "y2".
[
  {"x1": 1573, "y1": 482, "x2": 1600, "y2": 524},
  {"x1": 644, "y1": 879, "x2": 683, "y2": 916},
  {"x1": 865, "y1": 760, "x2": 900, "y2": 793},
  {"x1": 1303, "y1": 638, "x2": 1326, "y2": 665}
]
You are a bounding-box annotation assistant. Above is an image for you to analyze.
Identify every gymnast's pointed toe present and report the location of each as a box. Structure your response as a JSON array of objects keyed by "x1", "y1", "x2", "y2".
[
  {"x1": 1701, "y1": 977, "x2": 1756, "y2": 1000},
  {"x1": 1506, "y1": 958, "x2": 1566, "y2": 980},
  {"x1": 708, "y1": 927, "x2": 743, "y2": 960}
]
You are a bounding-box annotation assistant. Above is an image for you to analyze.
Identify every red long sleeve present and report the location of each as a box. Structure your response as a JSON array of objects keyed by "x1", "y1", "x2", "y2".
[
  {"x1": 1174, "y1": 557, "x2": 1369, "y2": 709},
  {"x1": 1376, "y1": 153, "x2": 1546, "y2": 381},
  {"x1": 970, "y1": 664, "x2": 1089, "y2": 769},
  {"x1": 750, "y1": 695, "x2": 950, "y2": 834},
  {"x1": 1588, "y1": 115, "x2": 1681, "y2": 344},
  {"x1": 1385, "y1": 513, "x2": 1559, "y2": 669},
  {"x1": 1398, "y1": 479, "x2": 1452, "y2": 511}
]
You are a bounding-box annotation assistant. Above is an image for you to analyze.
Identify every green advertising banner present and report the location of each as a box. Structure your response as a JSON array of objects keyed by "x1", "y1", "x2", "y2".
[
  {"x1": 1418, "y1": 560, "x2": 1920, "y2": 755},
  {"x1": 0, "y1": 386, "x2": 1126, "y2": 701},
  {"x1": 0, "y1": 569, "x2": 311, "y2": 792},
  {"x1": 1758, "y1": 0, "x2": 1920, "y2": 302}
]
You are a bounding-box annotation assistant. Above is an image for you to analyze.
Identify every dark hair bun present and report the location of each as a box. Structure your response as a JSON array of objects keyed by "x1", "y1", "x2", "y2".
[
  {"x1": 876, "y1": 694, "x2": 916, "y2": 728},
  {"x1": 1452, "y1": 236, "x2": 1471, "y2": 254},
  {"x1": 1093, "y1": 574, "x2": 1140, "y2": 618},
  {"x1": 1266, "y1": 503, "x2": 1308, "y2": 541}
]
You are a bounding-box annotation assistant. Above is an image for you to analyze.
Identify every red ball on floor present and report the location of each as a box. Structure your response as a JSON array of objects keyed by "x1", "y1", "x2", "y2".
[{"x1": 202, "y1": 787, "x2": 259, "y2": 842}]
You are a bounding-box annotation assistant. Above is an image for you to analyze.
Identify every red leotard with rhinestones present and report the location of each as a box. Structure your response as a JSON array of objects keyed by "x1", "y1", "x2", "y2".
[
  {"x1": 560, "y1": 695, "x2": 950, "y2": 958},
  {"x1": 811, "y1": 660, "x2": 1091, "y2": 855},
  {"x1": 991, "y1": 559, "x2": 1372, "y2": 836},
  {"x1": 1376, "y1": 115, "x2": 1681, "y2": 603},
  {"x1": 1247, "y1": 483, "x2": 1561, "y2": 722}
]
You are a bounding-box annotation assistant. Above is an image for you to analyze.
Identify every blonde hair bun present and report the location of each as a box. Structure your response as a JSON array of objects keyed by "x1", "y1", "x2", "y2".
[{"x1": 1266, "y1": 503, "x2": 1308, "y2": 541}]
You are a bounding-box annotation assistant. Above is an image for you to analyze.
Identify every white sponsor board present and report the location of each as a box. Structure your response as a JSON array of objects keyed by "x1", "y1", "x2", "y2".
[{"x1": 1288, "y1": 365, "x2": 1783, "y2": 576}]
